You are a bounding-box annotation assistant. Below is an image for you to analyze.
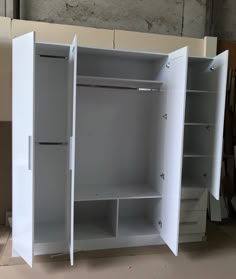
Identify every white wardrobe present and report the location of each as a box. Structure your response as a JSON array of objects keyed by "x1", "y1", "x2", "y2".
[{"x1": 12, "y1": 32, "x2": 228, "y2": 267}]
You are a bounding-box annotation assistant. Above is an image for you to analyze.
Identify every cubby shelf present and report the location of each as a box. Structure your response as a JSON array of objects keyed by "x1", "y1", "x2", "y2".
[
  {"x1": 75, "y1": 184, "x2": 161, "y2": 201},
  {"x1": 77, "y1": 75, "x2": 163, "y2": 90},
  {"x1": 118, "y1": 218, "x2": 159, "y2": 237},
  {"x1": 74, "y1": 222, "x2": 114, "y2": 240}
]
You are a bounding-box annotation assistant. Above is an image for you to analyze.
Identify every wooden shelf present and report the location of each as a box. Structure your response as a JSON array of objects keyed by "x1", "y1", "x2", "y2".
[
  {"x1": 75, "y1": 184, "x2": 161, "y2": 201},
  {"x1": 77, "y1": 75, "x2": 163, "y2": 90}
]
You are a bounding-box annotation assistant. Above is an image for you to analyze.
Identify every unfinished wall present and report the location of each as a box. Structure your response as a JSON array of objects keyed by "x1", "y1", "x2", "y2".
[
  {"x1": 213, "y1": 0, "x2": 236, "y2": 40},
  {"x1": 20, "y1": 0, "x2": 208, "y2": 38}
]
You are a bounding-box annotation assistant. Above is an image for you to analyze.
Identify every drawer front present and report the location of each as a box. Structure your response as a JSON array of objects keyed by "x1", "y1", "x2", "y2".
[
  {"x1": 181, "y1": 188, "x2": 208, "y2": 211},
  {"x1": 180, "y1": 211, "x2": 207, "y2": 234}
]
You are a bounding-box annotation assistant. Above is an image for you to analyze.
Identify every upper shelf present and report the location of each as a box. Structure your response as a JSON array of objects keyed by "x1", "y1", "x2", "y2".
[{"x1": 77, "y1": 75, "x2": 163, "y2": 91}]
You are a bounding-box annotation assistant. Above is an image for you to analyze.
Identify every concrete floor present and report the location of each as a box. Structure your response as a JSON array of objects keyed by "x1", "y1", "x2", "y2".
[{"x1": 1, "y1": 221, "x2": 236, "y2": 278}]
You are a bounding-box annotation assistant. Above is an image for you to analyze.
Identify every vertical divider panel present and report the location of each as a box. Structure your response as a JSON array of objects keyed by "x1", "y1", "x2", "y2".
[
  {"x1": 116, "y1": 199, "x2": 119, "y2": 237},
  {"x1": 209, "y1": 51, "x2": 228, "y2": 200},
  {"x1": 12, "y1": 32, "x2": 35, "y2": 267},
  {"x1": 67, "y1": 35, "x2": 78, "y2": 266},
  {"x1": 159, "y1": 47, "x2": 188, "y2": 255},
  {"x1": 110, "y1": 200, "x2": 119, "y2": 237}
]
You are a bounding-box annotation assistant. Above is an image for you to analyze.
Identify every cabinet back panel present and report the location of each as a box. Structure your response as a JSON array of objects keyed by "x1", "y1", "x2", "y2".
[
  {"x1": 185, "y1": 94, "x2": 216, "y2": 123},
  {"x1": 187, "y1": 60, "x2": 215, "y2": 91},
  {"x1": 118, "y1": 198, "x2": 160, "y2": 232},
  {"x1": 35, "y1": 56, "x2": 69, "y2": 142},
  {"x1": 74, "y1": 200, "x2": 116, "y2": 222},
  {"x1": 34, "y1": 145, "x2": 67, "y2": 224},
  {"x1": 182, "y1": 157, "x2": 211, "y2": 187},
  {"x1": 184, "y1": 125, "x2": 214, "y2": 156},
  {"x1": 75, "y1": 87, "x2": 163, "y2": 187}
]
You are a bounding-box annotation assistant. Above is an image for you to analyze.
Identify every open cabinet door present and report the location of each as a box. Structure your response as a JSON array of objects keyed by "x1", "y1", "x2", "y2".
[
  {"x1": 12, "y1": 32, "x2": 35, "y2": 267},
  {"x1": 209, "y1": 51, "x2": 228, "y2": 200},
  {"x1": 159, "y1": 47, "x2": 188, "y2": 255},
  {"x1": 68, "y1": 35, "x2": 78, "y2": 266}
]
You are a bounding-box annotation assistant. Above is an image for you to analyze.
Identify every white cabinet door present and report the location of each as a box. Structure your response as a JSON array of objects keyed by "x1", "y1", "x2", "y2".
[
  {"x1": 209, "y1": 51, "x2": 228, "y2": 200},
  {"x1": 159, "y1": 47, "x2": 188, "y2": 255},
  {"x1": 12, "y1": 32, "x2": 35, "y2": 267},
  {"x1": 68, "y1": 35, "x2": 78, "y2": 266}
]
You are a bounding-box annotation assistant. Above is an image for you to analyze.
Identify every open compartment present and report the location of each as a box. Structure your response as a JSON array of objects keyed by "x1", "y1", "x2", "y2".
[
  {"x1": 34, "y1": 43, "x2": 69, "y2": 143},
  {"x1": 183, "y1": 125, "x2": 214, "y2": 156},
  {"x1": 77, "y1": 47, "x2": 168, "y2": 89},
  {"x1": 73, "y1": 47, "x2": 188, "y2": 256},
  {"x1": 182, "y1": 157, "x2": 211, "y2": 188},
  {"x1": 33, "y1": 43, "x2": 71, "y2": 248},
  {"x1": 187, "y1": 57, "x2": 215, "y2": 92},
  {"x1": 118, "y1": 198, "x2": 159, "y2": 237},
  {"x1": 185, "y1": 93, "x2": 216, "y2": 124},
  {"x1": 74, "y1": 200, "x2": 118, "y2": 240},
  {"x1": 74, "y1": 86, "x2": 165, "y2": 201},
  {"x1": 34, "y1": 144, "x2": 68, "y2": 245}
]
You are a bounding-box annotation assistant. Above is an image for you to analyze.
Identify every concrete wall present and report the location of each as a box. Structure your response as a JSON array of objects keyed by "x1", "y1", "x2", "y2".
[
  {"x1": 20, "y1": 0, "x2": 207, "y2": 38},
  {"x1": 213, "y1": 0, "x2": 236, "y2": 41}
]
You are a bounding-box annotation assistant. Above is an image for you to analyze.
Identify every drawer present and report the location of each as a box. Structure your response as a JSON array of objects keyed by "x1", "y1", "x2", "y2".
[
  {"x1": 181, "y1": 187, "x2": 208, "y2": 211},
  {"x1": 180, "y1": 211, "x2": 207, "y2": 234}
]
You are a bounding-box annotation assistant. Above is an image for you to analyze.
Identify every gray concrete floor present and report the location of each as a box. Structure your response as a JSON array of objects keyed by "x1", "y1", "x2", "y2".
[{"x1": 1, "y1": 221, "x2": 236, "y2": 278}]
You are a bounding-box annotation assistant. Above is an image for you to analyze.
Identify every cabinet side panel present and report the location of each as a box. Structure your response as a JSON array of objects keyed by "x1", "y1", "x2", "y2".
[
  {"x1": 12, "y1": 32, "x2": 35, "y2": 267},
  {"x1": 68, "y1": 35, "x2": 78, "y2": 266}
]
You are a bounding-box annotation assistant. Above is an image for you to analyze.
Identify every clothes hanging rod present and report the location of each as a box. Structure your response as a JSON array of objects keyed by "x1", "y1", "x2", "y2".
[
  {"x1": 77, "y1": 84, "x2": 160, "y2": 91},
  {"x1": 76, "y1": 75, "x2": 163, "y2": 91},
  {"x1": 38, "y1": 54, "x2": 68, "y2": 59},
  {"x1": 36, "y1": 142, "x2": 68, "y2": 145}
]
